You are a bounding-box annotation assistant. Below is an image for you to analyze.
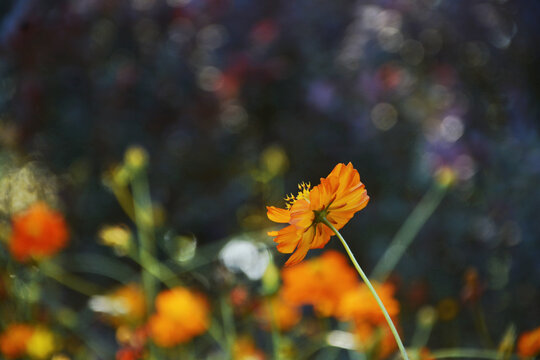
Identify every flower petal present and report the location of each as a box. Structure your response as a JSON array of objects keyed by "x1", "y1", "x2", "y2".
[
  {"x1": 289, "y1": 199, "x2": 313, "y2": 229},
  {"x1": 267, "y1": 206, "x2": 290, "y2": 223},
  {"x1": 277, "y1": 240, "x2": 298, "y2": 253},
  {"x1": 272, "y1": 225, "x2": 302, "y2": 254},
  {"x1": 284, "y1": 226, "x2": 315, "y2": 266},
  {"x1": 310, "y1": 223, "x2": 332, "y2": 249}
]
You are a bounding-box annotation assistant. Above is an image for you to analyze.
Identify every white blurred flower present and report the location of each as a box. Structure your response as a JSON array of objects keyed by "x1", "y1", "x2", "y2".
[{"x1": 219, "y1": 238, "x2": 270, "y2": 280}]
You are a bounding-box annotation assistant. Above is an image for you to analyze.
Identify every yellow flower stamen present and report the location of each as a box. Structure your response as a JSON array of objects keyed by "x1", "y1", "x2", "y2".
[{"x1": 284, "y1": 182, "x2": 311, "y2": 209}]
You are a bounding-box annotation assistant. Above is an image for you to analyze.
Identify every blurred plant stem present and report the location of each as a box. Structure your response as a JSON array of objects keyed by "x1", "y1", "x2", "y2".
[
  {"x1": 430, "y1": 348, "x2": 518, "y2": 360},
  {"x1": 314, "y1": 347, "x2": 340, "y2": 360},
  {"x1": 127, "y1": 153, "x2": 160, "y2": 360},
  {"x1": 58, "y1": 253, "x2": 136, "y2": 283},
  {"x1": 371, "y1": 182, "x2": 448, "y2": 282},
  {"x1": 322, "y1": 218, "x2": 410, "y2": 360},
  {"x1": 220, "y1": 295, "x2": 236, "y2": 359},
  {"x1": 40, "y1": 260, "x2": 103, "y2": 296},
  {"x1": 266, "y1": 298, "x2": 283, "y2": 360},
  {"x1": 471, "y1": 302, "x2": 494, "y2": 348},
  {"x1": 131, "y1": 166, "x2": 157, "y2": 315},
  {"x1": 110, "y1": 184, "x2": 136, "y2": 222},
  {"x1": 496, "y1": 325, "x2": 516, "y2": 360},
  {"x1": 127, "y1": 246, "x2": 180, "y2": 288},
  {"x1": 411, "y1": 306, "x2": 437, "y2": 351}
]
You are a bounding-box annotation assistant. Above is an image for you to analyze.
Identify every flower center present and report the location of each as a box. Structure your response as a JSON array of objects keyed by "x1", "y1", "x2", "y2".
[
  {"x1": 284, "y1": 182, "x2": 311, "y2": 209},
  {"x1": 312, "y1": 208, "x2": 328, "y2": 224}
]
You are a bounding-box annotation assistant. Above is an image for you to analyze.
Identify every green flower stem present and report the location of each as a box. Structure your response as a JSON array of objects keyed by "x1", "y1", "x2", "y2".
[
  {"x1": 131, "y1": 167, "x2": 159, "y2": 360},
  {"x1": 430, "y1": 348, "x2": 517, "y2": 360},
  {"x1": 127, "y1": 246, "x2": 181, "y2": 288},
  {"x1": 321, "y1": 217, "x2": 410, "y2": 360},
  {"x1": 371, "y1": 182, "x2": 447, "y2": 283},
  {"x1": 131, "y1": 167, "x2": 157, "y2": 316},
  {"x1": 411, "y1": 307, "x2": 436, "y2": 350},
  {"x1": 59, "y1": 253, "x2": 136, "y2": 283},
  {"x1": 40, "y1": 260, "x2": 103, "y2": 296},
  {"x1": 266, "y1": 298, "x2": 283, "y2": 360},
  {"x1": 220, "y1": 296, "x2": 236, "y2": 359}
]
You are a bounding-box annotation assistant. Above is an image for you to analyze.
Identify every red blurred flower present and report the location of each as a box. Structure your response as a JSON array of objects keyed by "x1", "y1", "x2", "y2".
[{"x1": 9, "y1": 202, "x2": 69, "y2": 262}]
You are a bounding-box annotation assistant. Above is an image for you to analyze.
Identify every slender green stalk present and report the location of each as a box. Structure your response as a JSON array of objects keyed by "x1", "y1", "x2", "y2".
[
  {"x1": 472, "y1": 302, "x2": 494, "y2": 348},
  {"x1": 220, "y1": 296, "x2": 236, "y2": 359},
  {"x1": 59, "y1": 253, "x2": 136, "y2": 283},
  {"x1": 430, "y1": 348, "x2": 517, "y2": 360},
  {"x1": 40, "y1": 261, "x2": 103, "y2": 296},
  {"x1": 321, "y1": 218, "x2": 410, "y2": 360},
  {"x1": 131, "y1": 164, "x2": 159, "y2": 360},
  {"x1": 411, "y1": 306, "x2": 437, "y2": 350},
  {"x1": 371, "y1": 183, "x2": 447, "y2": 282},
  {"x1": 266, "y1": 298, "x2": 283, "y2": 360},
  {"x1": 127, "y1": 246, "x2": 181, "y2": 288},
  {"x1": 131, "y1": 168, "x2": 157, "y2": 315},
  {"x1": 208, "y1": 320, "x2": 227, "y2": 350}
]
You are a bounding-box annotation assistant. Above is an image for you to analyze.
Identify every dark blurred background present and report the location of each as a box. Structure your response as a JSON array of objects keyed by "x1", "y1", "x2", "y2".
[{"x1": 1, "y1": 0, "x2": 539, "y2": 349}]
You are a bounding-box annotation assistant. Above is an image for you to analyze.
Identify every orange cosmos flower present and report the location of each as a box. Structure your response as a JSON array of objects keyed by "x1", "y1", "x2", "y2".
[
  {"x1": 267, "y1": 163, "x2": 369, "y2": 266},
  {"x1": 517, "y1": 326, "x2": 540, "y2": 358},
  {"x1": 336, "y1": 282, "x2": 400, "y2": 326},
  {"x1": 336, "y1": 282, "x2": 400, "y2": 359},
  {"x1": 281, "y1": 250, "x2": 360, "y2": 317},
  {"x1": 95, "y1": 284, "x2": 146, "y2": 327},
  {"x1": 233, "y1": 336, "x2": 266, "y2": 360},
  {"x1": 148, "y1": 287, "x2": 210, "y2": 347},
  {"x1": 116, "y1": 347, "x2": 144, "y2": 360},
  {"x1": 418, "y1": 348, "x2": 435, "y2": 360},
  {"x1": 0, "y1": 323, "x2": 34, "y2": 359},
  {"x1": 355, "y1": 322, "x2": 398, "y2": 360},
  {"x1": 256, "y1": 295, "x2": 301, "y2": 332},
  {"x1": 9, "y1": 202, "x2": 69, "y2": 262}
]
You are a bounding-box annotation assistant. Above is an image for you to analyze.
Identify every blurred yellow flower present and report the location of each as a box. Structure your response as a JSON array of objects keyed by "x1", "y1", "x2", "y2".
[
  {"x1": 435, "y1": 166, "x2": 456, "y2": 188},
  {"x1": 124, "y1": 146, "x2": 149, "y2": 171},
  {"x1": 267, "y1": 163, "x2": 369, "y2": 266},
  {"x1": 260, "y1": 145, "x2": 288, "y2": 178},
  {"x1": 148, "y1": 287, "x2": 210, "y2": 347},
  {"x1": 281, "y1": 250, "x2": 359, "y2": 317},
  {"x1": 517, "y1": 326, "x2": 540, "y2": 358},
  {"x1": 437, "y1": 298, "x2": 459, "y2": 321},
  {"x1": 98, "y1": 224, "x2": 132, "y2": 255},
  {"x1": 26, "y1": 327, "x2": 56, "y2": 359}
]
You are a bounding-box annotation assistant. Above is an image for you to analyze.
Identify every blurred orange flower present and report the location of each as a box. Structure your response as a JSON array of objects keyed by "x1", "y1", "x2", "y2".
[
  {"x1": 267, "y1": 163, "x2": 369, "y2": 266},
  {"x1": 148, "y1": 287, "x2": 210, "y2": 347},
  {"x1": 354, "y1": 322, "x2": 398, "y2": 360},
  {"x1": 336, "y1": 282, "x2": 400, "y2": 326},
  {"x1": 9, "y1": 202, "x2": 69, "y2": 262},
  {"x1": 233, "y1": 336, "x2": 266, "y2": 360},
  {"x1": 116, "y1": 347, "x2": 143, "y2": 360},
  {"x1": 257, "y1": 295, "x2": 301, "y2": 332},
  {"x1": 105, "y1": 284, "x2": 146, "y2": 327},
  {"x1": 110, "y1": 283, "x2": 146, "y2": 324},
  {"x1": 336, "y1": 282, "x2": 400, "y2": 359},
  {"x1": 418, "y1": 347, "x2": 435, "y2": 360},
  {"x1": 0, "y1": 323, "x2": 34, "y2": 359},
  {"x1": 281, "y1": 250, "x2": 359, "y2": 316},
  {"x1": 333, "y1": 282, "x2": 401, "y2": 359},
  {"x1": 517, "y1": 326, "x2": 540, "y2": 358}
]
